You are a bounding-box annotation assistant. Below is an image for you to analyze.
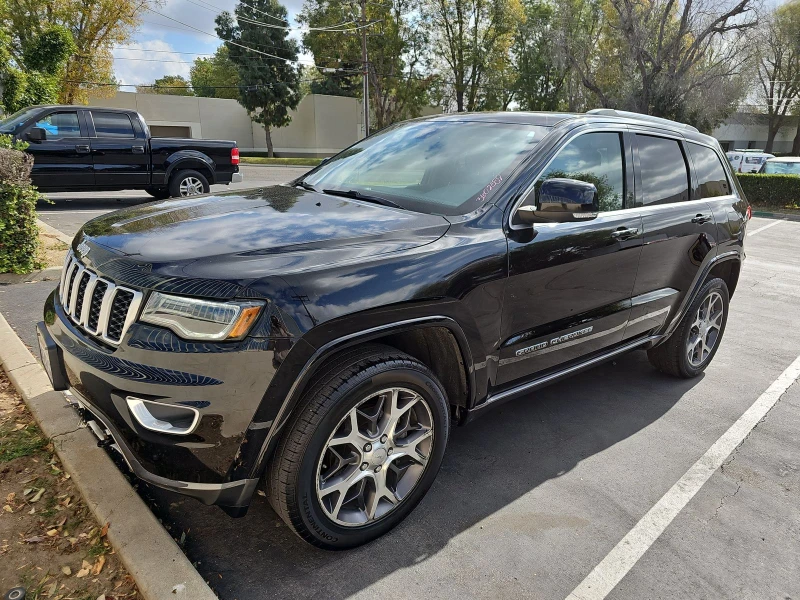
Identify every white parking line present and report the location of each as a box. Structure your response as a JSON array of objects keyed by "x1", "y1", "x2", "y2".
[
  {"x1": 747, "y1": 220, "x2": 783, "y2": 237},
  {"x1": 565, "y1": 354, "x2": 800, "y2": 600}
]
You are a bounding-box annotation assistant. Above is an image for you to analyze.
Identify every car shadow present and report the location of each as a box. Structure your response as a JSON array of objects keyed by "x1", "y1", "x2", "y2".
[{"x1": 137, "y1": 349, "x2": 702, "y2": 600}]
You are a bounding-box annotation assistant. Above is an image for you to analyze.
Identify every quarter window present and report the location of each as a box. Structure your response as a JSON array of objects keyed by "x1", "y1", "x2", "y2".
[
  {"x1": 637, "y1": 135, "x2": 689, "y2": 205},
  {"x1": 689, "y1": 143, "x2": 731, "y2": 198},
  {"x1": 540, "y1": 132, "x2": 625, "y2": 211},
  {"x1": 92, "y1": 112, "x2": 135, "y2": 138},
  {"x1": 32, "y1": 112, "x2": 81, "y2": 138}
]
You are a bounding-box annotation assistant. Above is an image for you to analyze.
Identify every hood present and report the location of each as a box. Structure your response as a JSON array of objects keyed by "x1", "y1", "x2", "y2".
[{"x1": 78, "y1": 186, "x2": 450, "y2": 279}]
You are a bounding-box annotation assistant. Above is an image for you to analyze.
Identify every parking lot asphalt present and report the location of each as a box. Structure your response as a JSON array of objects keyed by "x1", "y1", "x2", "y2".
[
  {"x1": 1, "y1": 216, "x2": 798, "y2": 600},
  {"x1": 38, "y1": 164, "x2": 311, "y2": 237}
]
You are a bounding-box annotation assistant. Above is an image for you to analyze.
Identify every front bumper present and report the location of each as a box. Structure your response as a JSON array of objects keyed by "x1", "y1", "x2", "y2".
[{"x1": 38, "y1": 288, "x2": 278, "y2": 511}]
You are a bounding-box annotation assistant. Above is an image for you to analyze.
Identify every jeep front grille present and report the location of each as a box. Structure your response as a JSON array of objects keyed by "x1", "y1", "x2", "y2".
[{"x1": 59, "y1": 252, "x2": 144, "y2": 345}]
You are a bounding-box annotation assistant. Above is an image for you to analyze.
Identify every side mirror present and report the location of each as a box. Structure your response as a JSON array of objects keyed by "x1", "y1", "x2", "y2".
[
  {"x1": 516, "y1": 178, "x2": 599, "y2": 224},
  {"x1": 27, "y1": 127, "x2": 47, "y2": 142}
]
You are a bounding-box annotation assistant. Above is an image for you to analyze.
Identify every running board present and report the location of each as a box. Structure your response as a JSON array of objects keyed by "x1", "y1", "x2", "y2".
[{"x1": 469, "y1": 335, "x2": 660, "y2": 418}]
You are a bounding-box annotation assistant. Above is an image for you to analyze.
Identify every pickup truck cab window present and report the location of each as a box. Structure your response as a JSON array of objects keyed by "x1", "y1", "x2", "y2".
[
  {"x1": 32, "y1": 111, "x2": 82, "y2": 139},
  {"x1": 302, "y1": 120, "x2": 550, "y2": 216},
  {"x1": 91, "y1": 111, "x2": 135, "y2": 138},
  {"x1": 636, "y1": 134, "x2": 690, "y2": 205},
  {"x1": 538, "y1": 131, "x2": 625, "y2": 212}
]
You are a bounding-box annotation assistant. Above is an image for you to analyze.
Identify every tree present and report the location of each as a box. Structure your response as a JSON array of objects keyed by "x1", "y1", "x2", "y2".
[
  {"x1": 137, "y1": 74, "x2": 194, "y2": 96},
  {"x1": 216, "y1": 0, "x2": 301, "y2": 157},
  {"x1": 0, "y1": 23, "x2": 74, "y2": 113},
  {"x1": 191, "y1": 46, "x2": 241, "y2": 100},
  {"x1": 757, "y1": 2, "x2": 800, "y2": 153},
  {"x1": 424, "y1": 0, "x2": 524, "y2": 112},
  {"x1": 0, "y1": 0, "x2": 151, "y2": 105},
  {"x1": 300, "y1": 0, "x2": 431, "y2": 131}
]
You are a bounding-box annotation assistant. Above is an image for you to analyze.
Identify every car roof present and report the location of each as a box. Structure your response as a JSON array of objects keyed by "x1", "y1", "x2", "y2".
[
  {"x1": 28, "y1": 104, "x2": 136, "y2": 114},
  {"x1": 766, "y1": 156, "x2": 800, "y2": 162}
]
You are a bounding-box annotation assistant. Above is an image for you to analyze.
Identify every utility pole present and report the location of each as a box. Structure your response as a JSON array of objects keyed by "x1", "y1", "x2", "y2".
[{"x1": 359, "y1": 0, "x2": 370, "y2": 137}]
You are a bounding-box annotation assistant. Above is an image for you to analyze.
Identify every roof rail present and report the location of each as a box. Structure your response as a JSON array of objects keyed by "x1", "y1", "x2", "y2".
[{"x1": 586, "y1": 108, "x2": 699, "y2": 133}]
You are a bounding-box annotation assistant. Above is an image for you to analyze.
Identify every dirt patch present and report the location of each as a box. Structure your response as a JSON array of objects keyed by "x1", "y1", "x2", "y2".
[
  {"x1": 0, "y1": 372, "x2": 138, "y2": 599},
  {"x1": 37, "y1": 231, "x2": 68, "y2": 270}
]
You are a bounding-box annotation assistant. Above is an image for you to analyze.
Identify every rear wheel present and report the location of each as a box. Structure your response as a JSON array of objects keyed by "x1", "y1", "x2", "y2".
[
  {"x1": 267, "y1": 344, "x2": 450, "y2": 549},
  {"x1": 648, "y1": 277, "x2": 729, "y2": 378},
  {"x1": 168, "y1": 169, "x2": 209, "y2": 197}
]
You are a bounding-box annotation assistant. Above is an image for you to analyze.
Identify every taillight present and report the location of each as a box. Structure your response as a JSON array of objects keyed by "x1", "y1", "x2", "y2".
[
  {"x1": 746, "y1": 205, "x2": 752, "y2": 221},
  {"x1": 231, "y1": 147, "x2": 240, "y2": 165}
]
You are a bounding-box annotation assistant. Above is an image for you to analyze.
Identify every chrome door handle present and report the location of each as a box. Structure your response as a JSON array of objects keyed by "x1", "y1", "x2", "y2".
[
  {"x1": 75, "y1": 144, "x2": 90, "y2": 153},
  {"x1": 692, "y1": 213, "x2": 713, "y2": 224},
  {"x1": 611, "y1": 227, "x2": 639, "y2": 240},
  {"x1": 132, "y1": 145, "x2": 145, "y2": 154}
]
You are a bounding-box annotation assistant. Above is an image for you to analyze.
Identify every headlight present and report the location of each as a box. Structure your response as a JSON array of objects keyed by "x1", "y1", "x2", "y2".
[{"x1": 140, "y1": 292, "x2": 264, "y2": 341}]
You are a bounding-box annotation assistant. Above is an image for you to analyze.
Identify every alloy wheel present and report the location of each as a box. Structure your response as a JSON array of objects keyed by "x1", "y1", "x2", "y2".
[
  {"x1": 686, "y1": 290, "x2": 724, "y2": 367},
  {"x1": 179, "y1": 177, "x2": 204, "y2": 196},
  {"x1": 315, "y1": 387, "x2": 434, "y2": 526}
]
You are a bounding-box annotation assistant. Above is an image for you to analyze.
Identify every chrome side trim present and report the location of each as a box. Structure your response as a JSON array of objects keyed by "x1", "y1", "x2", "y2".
[{"x1": 484, "y1": 335, "x2": 659, "y2": 406}]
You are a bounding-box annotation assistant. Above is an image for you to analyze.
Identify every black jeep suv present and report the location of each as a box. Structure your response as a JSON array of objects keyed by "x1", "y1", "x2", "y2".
[{"x1": 37, "y1": 109, "x2": 748, "y2": 549}]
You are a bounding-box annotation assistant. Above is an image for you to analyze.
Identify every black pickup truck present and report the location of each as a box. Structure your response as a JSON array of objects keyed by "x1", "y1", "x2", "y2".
[{"x1": 0, "y1": 105, "x2": 242, "y2": 198}]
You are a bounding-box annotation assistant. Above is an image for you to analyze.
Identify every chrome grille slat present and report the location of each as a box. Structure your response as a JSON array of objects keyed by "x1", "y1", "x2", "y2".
[{"x1": 58, "y1": 251, "x2": 143, "y2": 346}]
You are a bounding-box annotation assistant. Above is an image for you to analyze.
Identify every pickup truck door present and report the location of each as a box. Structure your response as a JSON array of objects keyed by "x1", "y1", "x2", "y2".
[
  {"x1": 23, "y1": 109, "x2": 94, "y2": 189},
  {"x1": 87, "y1": 110, "x2": 150, "y2": 187},
  {"x1": 498, "y1": 129, "x2": 643, "y2": 387}
]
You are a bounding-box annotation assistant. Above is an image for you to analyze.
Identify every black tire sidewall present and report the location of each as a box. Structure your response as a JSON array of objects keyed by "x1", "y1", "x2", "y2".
[
  {"x1": 676, "y1": 278, "x2": 730, "y2": 377},
  {"x1": 293, "y1": 367, "x2": 449, "y2": 548},
  {"x1": 168, "y1": 169, "x2": 209, "y2": 197}
]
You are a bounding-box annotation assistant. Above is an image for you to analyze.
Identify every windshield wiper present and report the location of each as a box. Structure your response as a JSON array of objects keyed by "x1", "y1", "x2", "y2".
[
  {"x1": 322, "y1": 188, "x2": 402, "y2": 209},
  {"x1": 295, "y1": 180, "x2": 320, "y2": 192}
]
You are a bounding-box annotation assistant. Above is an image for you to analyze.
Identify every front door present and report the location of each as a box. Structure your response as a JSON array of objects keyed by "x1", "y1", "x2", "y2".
[
  {"x1": 497, "y1": 129, "x2": 643, "y2": 388},
  {"x1": 25, "y1": 109, "x2": 94, "y2": 189},
  {"x1": 88, "y1": 110, "x2": 150, "y2": 187}
]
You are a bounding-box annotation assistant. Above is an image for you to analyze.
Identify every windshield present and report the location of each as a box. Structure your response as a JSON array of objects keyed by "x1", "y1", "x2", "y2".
[
  {"x1": 302, "y1": 120, "x2": 550, "y2": 215},
  {"x1": 0, "y1": 107, "x2": 41, "y2": 134},
  {"x1": 763, "y1": 161, "x2": 800, "y2": 175}
]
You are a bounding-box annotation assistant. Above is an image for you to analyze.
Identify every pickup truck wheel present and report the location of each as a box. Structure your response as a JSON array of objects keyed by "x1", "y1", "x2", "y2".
[
  {"x1": 169, "y1": 169, "x2": 209, "y2": 197},
  {"x1": 145, "y1": 187, "x2": 170, "y2": 200},
  {"x1": 267, "y1": 344, "x2": 450, "y2": 549},
  {"x1": 647, "y1": 277, "x2": 729, "y2": 378}
]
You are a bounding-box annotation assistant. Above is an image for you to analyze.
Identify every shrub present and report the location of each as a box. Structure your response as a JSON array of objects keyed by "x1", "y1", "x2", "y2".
[
  {"x1": 0, "y1": 134, "x2": 43, "y2": 274},
  {"x1": 736, "y1": 173, "x2": 800, "y2": 210}
]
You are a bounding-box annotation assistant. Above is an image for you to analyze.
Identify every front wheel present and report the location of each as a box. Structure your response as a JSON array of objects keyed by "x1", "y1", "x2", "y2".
[
  {"x1": 267, "y1": 345, "x2": 450, "y2": 549},
  {"x1": 648, "y1": 277, "x2": 730, "y2": 378},
  {"x1": 168, "y1": 169, "x2": 209, "y2": 197}
]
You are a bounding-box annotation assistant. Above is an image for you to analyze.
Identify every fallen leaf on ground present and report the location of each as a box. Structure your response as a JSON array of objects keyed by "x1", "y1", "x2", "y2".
[
  {"x1": 23, "y1": 535, "x2": 46, "y2": 543},
  {"x1": 6, "y1": 492, "x2": 15, "y2": 503},
  {"x1": 46, "y1": 529, "x2": 59, "y2": 537},
  {"x1": 61, "y1": 566, "x2": 71, "y2": 576},
  {"x1": 2, "y1": 505, "x2": 12, "y2": 513},
  {"x1": 93, "y1": 555, "x2": 106, "y2": 575},
  {"x1": 76, "y1": 567, "x2": 90, "y2": 578},
  {"x1": 44, "y1": 581, "x2": 57, "y2": 597},
  {"x1": 30, "y1": 488, "x2": 45, "y2": 503},
  {"x1": 100, "y1": 522, "x2": 109, "y2": 537}
]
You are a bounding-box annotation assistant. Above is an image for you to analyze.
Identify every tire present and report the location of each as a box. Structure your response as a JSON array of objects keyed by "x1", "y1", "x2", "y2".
[
  {"x1": 647, "y1": 277, "x2": 730, "y2": 378},
  {"x1": 168, "y1": 169, "x2": 209, "y2": 197},
  {"x1": 145, "y1": 187, "x2": 170, "y2": 200},
  {"x1": 267, "y1": 344, "x2": 450, "y2": 549}
]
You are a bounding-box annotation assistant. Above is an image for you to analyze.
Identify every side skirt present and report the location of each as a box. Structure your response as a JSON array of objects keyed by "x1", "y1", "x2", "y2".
[{"x1": 464, "y1": 334, "x2": 661, "y2": 422}]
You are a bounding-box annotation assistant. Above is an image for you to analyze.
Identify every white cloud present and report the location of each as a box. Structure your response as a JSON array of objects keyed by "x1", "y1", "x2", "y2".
[{"x1": 113, "y1": 40, "x2": 193, "y2": 87}]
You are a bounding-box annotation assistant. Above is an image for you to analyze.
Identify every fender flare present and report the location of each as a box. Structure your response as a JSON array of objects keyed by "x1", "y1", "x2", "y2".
[
  {"x1": 249, "y1": 315, "x2": 475, "y2": 480},
  {"x1": 164, "y1": 151, "x2": 217, "y2": 184}
]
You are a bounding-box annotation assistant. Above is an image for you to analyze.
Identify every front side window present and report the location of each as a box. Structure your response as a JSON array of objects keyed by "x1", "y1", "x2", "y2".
[
  {"x1": 302, "y1": 120, "x2": 550, "y2": 215},
  {"x1": 32, "y1": 112, "x2": 81, "y2": 138},
  {"x1": 689, "y1": 143, "x2": 731, "y2": 198},
  {"x1": 539, "y1": 132, "x2": 625, "y2": 212},
  {"x1": 92, "y1": 112, "x2": 135, "y2": 138},
  {"x1": 637, "y1": 135, "x2": 689, "y2": 205}
]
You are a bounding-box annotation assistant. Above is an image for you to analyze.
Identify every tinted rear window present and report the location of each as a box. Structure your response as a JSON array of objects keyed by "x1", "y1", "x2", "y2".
[
  {"x1": 689, "y1": 143, "x2": 731, "y2": 198},
  {"x1": 92, "y1": 112, "x2": 135, "y2": 138},
  {"x1": 637, "y1": 135, "x2": 689, "y2": 205}
]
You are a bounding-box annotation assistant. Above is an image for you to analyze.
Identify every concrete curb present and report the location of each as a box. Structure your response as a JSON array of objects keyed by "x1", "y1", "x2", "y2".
[
  {"x1": 0, "y1": 266, "x2": 62, "y2": 285},
  {"x1": 37, "y1": 218, "x2": 73, "y2": 246},
  {"x1": 752, "y1": 210, "x2": 800, "y2": 223},
  {"x1": 0, "y1": 312, "x2": 217, "y2": 600}
]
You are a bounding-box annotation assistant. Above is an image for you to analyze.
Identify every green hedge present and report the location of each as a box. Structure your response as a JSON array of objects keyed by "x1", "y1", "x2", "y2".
[
  {"x1": 0, "y1": 135, "x2": 44, "y2": 274},
  {"x1": 736, "y1": 173, "x2": 800, "y2": 210}
]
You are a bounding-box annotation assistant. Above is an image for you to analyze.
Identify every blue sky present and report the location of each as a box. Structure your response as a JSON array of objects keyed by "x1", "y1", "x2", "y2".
[{"x1": 113, "y1": 0, "x2": 310, "y2": 87}]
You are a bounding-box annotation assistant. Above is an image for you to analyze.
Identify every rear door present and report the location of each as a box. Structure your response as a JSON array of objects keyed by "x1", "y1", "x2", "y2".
[
  {"x1": 498, "y1": 128, "x2": 643, "y2": 386},
  {"x1": 625, "y1": 132, "x2": 717, "y2": 339},
  {"x1": 24, "y1": 109, "x2": 93, "y2": 189},
  {"x1": 87, "y1": 110, "x2": 150, "y2": 187}
]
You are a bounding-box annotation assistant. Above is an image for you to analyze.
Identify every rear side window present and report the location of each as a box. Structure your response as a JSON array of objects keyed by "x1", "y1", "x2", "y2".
[
  {"x1": 637, "y1": 135, "x2": 689, "y2": 205},
  {"x1": 92, "y1": 112, "x2": 135, "y2": 138},
  {"x1": 33, "y1": 111, "x2": 81, "y2": 138},
  {"x1": 689, "y1": 143, "x2": 731, "y2": 198}
]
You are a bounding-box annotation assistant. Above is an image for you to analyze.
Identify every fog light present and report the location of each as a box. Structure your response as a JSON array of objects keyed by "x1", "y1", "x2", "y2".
[{"x1": 126, "y1": 397, "x2": 200, "y2": 435}]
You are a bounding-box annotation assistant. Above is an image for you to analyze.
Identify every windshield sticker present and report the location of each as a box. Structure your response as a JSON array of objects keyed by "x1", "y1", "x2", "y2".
[{"x1": 475, "y1": 175, "x2": 503, "y2": 203}]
